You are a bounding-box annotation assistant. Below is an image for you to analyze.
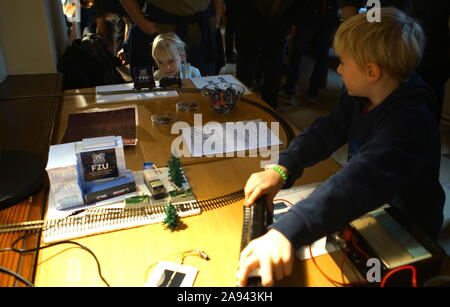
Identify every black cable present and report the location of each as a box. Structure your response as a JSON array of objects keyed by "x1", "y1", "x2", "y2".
[
  {"x1": 240, "y1": 96, "x2": 296, "y2": 144},
  {"x1": 0, "y1": 234, "x2": 111, "y2": 287},
  {"x1": 0, "y1": 266, "x2": 34, "y2": 287}
]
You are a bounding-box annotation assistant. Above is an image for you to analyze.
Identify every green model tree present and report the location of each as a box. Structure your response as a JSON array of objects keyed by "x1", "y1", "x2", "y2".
[
  {"x1": 167, "y1": 154, "x2": 186, "y2": 188},
  {"x1": 163, "y1": 203, "x2": 180, "y2": 231}
]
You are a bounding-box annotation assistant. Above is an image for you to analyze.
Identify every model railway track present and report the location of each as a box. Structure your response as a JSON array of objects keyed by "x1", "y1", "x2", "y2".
[{"x1": 0, "y1": 190, "x2": 246, "y2": 236}]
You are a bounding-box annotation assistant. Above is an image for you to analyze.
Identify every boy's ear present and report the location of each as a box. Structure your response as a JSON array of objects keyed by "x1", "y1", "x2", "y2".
[{"x1": 366, "y1": 62, "x2": 382, "y2": 83}]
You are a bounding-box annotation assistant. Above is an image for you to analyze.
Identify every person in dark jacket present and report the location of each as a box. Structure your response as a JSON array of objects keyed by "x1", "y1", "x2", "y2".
[
  {"x1": 237, "y1": 8, "x2": 445, "y2": 287},
  {"x1": 119, "y1": 0, "x2": 220, "y2": 76},
  {"x1": 235, "y1": 0, "x2": 299, "y2": 109},
  {"x1": 95, "y1": 0, "x2": 132, "y2": 59},
  {"x1": 282, "y1": 0, "x2": 339, "y2": 102}
]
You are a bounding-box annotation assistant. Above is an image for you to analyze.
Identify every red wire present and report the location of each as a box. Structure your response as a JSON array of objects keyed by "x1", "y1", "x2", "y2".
[
  {"x1": 273, "y1": 198, "x2": 295, "y2": 207},
  {"x1": 340, "y1": 248, "x2": 349, "y2": 286},
  {"x1": 309, "y1": 245, "x2": 347, "y2": 286},
  {"x1": 282, "y1": 207, "x2": 416, "y2": 287},
  {"x1": 308, "y1": 245, "x2": 368, "y2": 287},
  {"x1": 380, "y1": 265, "x2": 417, "y2": 287},
  {"x1": 344, "y1": 228, "x2": 418, "y2": 287},
  {"x1": 309, "y1": 238, "x2": 370, "y2": 287},
  {"x1": 310, "y1": 226, "x2": 417, "y2": 287},
  {"x1": 349, "y1": 232, "x2": 370, "y2": 259}
]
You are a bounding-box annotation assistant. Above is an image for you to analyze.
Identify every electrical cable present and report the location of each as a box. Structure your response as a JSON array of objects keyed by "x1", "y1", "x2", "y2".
[
  {"x1": 0, "y1": 266, "x2": 34, "y2": 287},
  {"x1": 380, "y1": 265, "x2": 417, "y2": 287},
  {"x1": 270, "y1": 205, "x2": 365, "y2": 287},
  {"x1": 309, "y1": 245, "x2": 348, "y2": 287},
  {"x1": 309, "y1": 242, "x2": 368, "y2": 287},
  {"x1": 0, "y1": 234, "x2": 110, "y2": 287},
  {"x1": 339, "y1": 227, "x2": 417, "y2": 287},
  {"x1": 350, "y1": 233, "x2": 370, "y2": 259},
  {"x1": 341, "y1": 228, "x2": 374, "y2": 285},
  {"x1": 340, "y1": 248, "x2": 349, "y2": 286},
  {"x1": 180, "y1": 249, "x2": 210, "y2": 264},
  {"x1": 329, "y1": 227, "x2": 419, "y2": 287},
  {"x1": 343, "y1": 227, "x2": 418, "y2": 287},
  {"x1": 240, "y1": 96, "x2": 296, "y2": 144},
  {"x1": 273, "y1": 198, "x2": 295, "y2": 207}
]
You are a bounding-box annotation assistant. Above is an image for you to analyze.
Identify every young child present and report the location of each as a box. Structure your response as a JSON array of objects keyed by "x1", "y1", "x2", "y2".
[
  {"x1": 151, "y1": 32, "x2": 201, "y2": 81},
  {"x1": 237, "y1": 8, "x2": 445, "y2": 287}
]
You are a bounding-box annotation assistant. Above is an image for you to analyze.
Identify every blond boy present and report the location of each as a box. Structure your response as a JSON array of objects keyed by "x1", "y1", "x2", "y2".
[
  {"x1": 151, "y1": 32, "x2": 201, "y2": 81},
  {"x1": 237, "y1": 8, "x2": 445, "y2": 287}
]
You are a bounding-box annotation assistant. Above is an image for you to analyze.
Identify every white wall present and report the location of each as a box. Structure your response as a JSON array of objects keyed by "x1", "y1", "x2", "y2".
[{"x1": 0, "y1": 0, "x2": 67, "y2": 75}]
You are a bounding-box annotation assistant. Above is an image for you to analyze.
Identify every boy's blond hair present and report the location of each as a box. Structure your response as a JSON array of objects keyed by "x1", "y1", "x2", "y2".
[
  {"x1": 152, "y1": 32, "x2": 187, "y2": 62},
  {"x1": 333, "y1": 7, "x2": 425, "y2": 80}
]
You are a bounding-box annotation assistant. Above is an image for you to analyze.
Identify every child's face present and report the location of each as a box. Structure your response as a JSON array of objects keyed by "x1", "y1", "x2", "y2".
[
  {"x1": 337, "y1": 52, "x2": 370, "y2": 97},
  {"x1": 155, "y1": 52, "x2": 183, "y2": 77}
]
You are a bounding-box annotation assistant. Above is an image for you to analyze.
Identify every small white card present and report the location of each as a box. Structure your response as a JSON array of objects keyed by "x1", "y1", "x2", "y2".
[{"x1": 145, "y1": 261, "x2": 198, "y2": 287}]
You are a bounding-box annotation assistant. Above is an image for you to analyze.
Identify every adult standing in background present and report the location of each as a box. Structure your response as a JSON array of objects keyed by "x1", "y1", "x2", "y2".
[
  {"x1": 235, "y1": 0, "x2": 300, "y2": 109},
  {"x1": 95, "y1": 0, "x2": 132, "y2": 61},
  {"x1": 224, "y1": 0, "x2": 239, "y2": 63},
  {"x1": 119, "y1": 0, "x2": 222, "y2": 76},
  {"x1": 282, "y1": 0, "x2": 340, "y2": 103}
]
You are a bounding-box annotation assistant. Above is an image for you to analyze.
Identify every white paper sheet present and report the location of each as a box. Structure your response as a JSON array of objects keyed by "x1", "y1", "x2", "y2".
[
  {"x1": 181, "y1": 119, "x2": 282, "y2": 157},
  {"x1": 95, "y1": 83, "x2": 178, "y2": 104}
]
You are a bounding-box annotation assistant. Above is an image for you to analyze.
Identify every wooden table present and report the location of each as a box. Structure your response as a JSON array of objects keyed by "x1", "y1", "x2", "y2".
[
  {"x1": 0, "y1": 74, "x2": 62, "y2": 287},
  {"x1": 5, "y1": 81, "x2": 359, "y2": 287}
]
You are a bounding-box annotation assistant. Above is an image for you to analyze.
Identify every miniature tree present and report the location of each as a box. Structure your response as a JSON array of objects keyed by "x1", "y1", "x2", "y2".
[
  {"x1": 163, "y1": 203, "x2": 180, "y2": 231},
  {"x1": 167, "y1": 154, "x2": 185, "y2": 188}
]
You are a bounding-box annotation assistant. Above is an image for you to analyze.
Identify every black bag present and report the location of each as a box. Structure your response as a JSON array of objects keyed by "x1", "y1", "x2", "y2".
[{"x1": 58, "y1": 34, "x2": 125, "y2": 90}]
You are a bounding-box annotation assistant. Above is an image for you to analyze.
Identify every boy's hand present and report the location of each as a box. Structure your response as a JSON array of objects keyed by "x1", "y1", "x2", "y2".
[
  {"x1": 244, "y1": 166, "x2": 287, "y2": 207},
  {"x1": 236, "y1": 229, "x2": 294, "y2": 287}
]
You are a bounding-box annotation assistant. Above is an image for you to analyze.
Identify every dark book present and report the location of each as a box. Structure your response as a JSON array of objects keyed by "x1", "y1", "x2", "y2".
[{"x1": 62, "y1": 107, "x2": 137, "y2": 146}]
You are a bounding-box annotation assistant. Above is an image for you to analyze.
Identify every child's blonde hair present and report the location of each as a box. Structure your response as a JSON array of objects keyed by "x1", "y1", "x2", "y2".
[
  {"x1": 333, "y1": 7, "x2": 425, "y2": 80},
  {"x1": 152, "y1": 32, "x2": 187, "y2": 62}
]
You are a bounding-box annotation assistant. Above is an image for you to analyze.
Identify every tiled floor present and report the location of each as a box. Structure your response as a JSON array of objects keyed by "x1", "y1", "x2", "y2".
[{"x1": 220, "y1": 55, "x2": 450, "y2": 254}]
